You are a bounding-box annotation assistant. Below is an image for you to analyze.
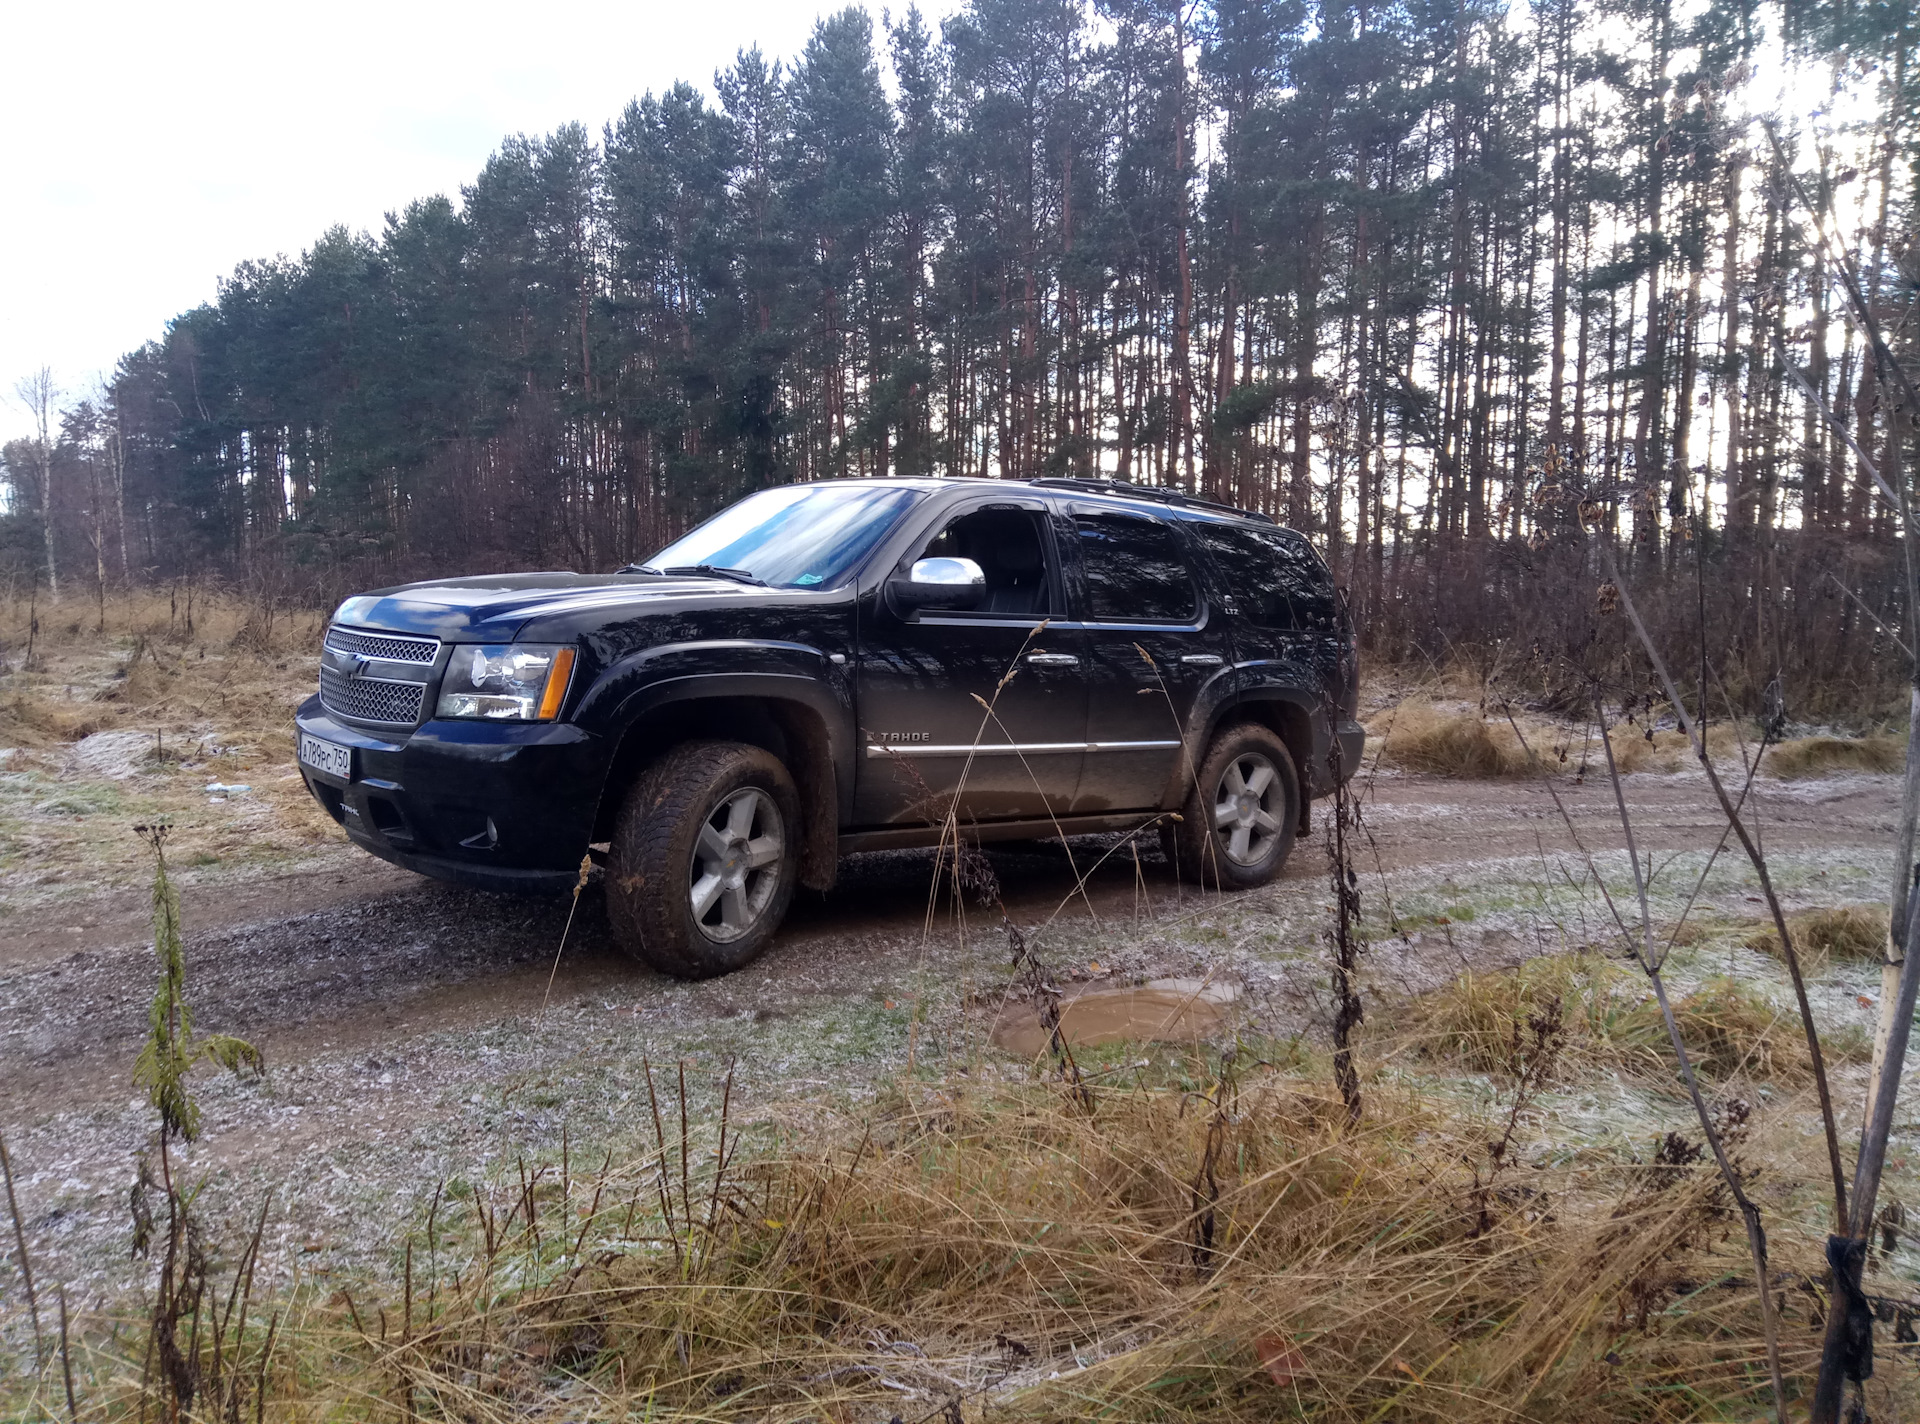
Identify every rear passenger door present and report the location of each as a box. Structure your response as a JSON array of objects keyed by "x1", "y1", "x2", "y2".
[{"x1": 1069, "y1": 507, "x2": 1233, "y2": 814}]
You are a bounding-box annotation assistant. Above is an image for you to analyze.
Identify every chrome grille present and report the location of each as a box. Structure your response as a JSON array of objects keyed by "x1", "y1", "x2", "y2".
[
  {"x1": 324, "y1": 626, "x2": 439, "y2": 663},
  {"x1": 319, "y1": 667, "x2": 426, "y2": 725}
]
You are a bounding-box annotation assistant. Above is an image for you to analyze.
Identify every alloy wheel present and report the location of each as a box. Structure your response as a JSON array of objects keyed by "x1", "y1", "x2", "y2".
[
  {"x1": 1212, "y1": 752, "x2": 1283, "y2": 866},
  {"x1": 689, "y1": 787, "x2": 786, "y2": 943}
]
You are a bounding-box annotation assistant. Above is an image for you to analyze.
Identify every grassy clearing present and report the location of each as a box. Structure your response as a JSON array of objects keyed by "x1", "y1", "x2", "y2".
[
  {"x1": 2, "y1": 868, "x2": 1907, "y2": 1419},
  {"x1": 0, "y1": 589, "x2": 342, "y2": 907},
  {"x1": 0, "y1": 625, "x2": 1909, "y2": 1417}
]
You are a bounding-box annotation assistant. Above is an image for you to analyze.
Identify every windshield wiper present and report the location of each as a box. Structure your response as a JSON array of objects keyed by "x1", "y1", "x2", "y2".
[
  {"x1": 618, "y1": 563, "x2": 665, "y2": 575},
  {"x1": 661, "y1": 564, "x2": 767, "y2": 587}
]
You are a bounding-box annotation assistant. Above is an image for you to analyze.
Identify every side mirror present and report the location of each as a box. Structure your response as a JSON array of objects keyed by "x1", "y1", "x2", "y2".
[{"x1": 888, "y1": 556, "x2": 986, "y2": 613}]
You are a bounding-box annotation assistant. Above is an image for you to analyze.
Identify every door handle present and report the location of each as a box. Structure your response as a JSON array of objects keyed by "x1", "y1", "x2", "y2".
[
  {"x1": 1026, "y1": 652, "x2": 1080, "y2": 667},
  {"x1": 1181, "y1": 653, "x2": 1224, "y2": 666}
]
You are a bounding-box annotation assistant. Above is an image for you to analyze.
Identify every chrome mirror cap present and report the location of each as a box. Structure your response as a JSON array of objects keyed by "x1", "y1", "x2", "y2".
[{"x1": 908, "y1": 556, "x2": 986, "y2": 588}]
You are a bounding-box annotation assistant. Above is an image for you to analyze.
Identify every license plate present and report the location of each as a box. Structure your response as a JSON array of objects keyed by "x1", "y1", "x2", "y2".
[{"x1": 299, "y1": 733, "x2": 353, "y2": 781}]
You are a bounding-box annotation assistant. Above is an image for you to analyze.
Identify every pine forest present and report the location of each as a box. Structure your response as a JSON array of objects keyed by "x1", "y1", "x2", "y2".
[{"x1": 5, "y1": 0, "x2": 1916, "y2": 710}]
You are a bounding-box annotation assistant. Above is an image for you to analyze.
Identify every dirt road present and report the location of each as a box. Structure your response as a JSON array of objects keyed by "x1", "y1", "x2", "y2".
[{"x1": 0, "y1": 766, "x2": 1900, "y2": 1310}]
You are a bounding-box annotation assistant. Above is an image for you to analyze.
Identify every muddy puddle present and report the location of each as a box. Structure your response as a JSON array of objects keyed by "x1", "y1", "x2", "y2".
[{"x1": 990, "y1": 977, "x2": 1239, "y2": 1057}]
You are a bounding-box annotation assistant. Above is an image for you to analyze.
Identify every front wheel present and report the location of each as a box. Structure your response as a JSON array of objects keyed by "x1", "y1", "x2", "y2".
[
  {"x1": 1163, "y1": 723, "x2": 1300, "y2": 890},
  {"x1": 607, "y1": 741, "x2": 800, "y2": 979}
]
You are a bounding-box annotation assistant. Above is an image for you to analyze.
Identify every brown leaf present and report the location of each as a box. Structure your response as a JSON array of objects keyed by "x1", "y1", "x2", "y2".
[{"x1": 1254, "y1": 1333, "x2": 1305, "y2": 1386}]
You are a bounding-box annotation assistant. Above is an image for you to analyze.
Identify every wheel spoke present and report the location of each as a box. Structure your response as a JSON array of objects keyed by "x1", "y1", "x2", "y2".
[
  {"x1": 1252, "y1": 809, "x2": 1280, "y2": 834},
  {"x1": 1213, "y1": 799, "x2": 1238, "y2": 829},
  {"x1": 720, "y1": 885, "x2": 750, "y2": 932},
  {"x1": 1228, "y1": 824, "x2": 1251, "y2": 861},
  {"x1": 727, "y1": 791, "x2": 759, "y2": 840},
  {"x1": 696, "y1": 821, "x2": 731, "y2": 865},
  {"x1": 690, "y1": 871, "x2": 724, "y2": 921},
  {"x1": 1222, "y1": 763, "x2": 1247, "y2": 797},
  {"x1": 1243, "y1": 762, "x2": 1275, "y2": 797},
  {"x1": 744, "y1": 833, "x2": 783, "y2": 869}
]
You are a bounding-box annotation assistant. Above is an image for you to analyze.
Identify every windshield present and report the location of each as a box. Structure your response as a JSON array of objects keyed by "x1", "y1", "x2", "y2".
[{"x1": 644, "y1": 483, "x2": 923, "y2": 590}]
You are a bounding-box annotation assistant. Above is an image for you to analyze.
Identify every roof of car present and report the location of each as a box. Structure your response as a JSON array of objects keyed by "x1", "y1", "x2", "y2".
[{"x1": 811, "y1": 475, "x2": 1278, "y2": 526}]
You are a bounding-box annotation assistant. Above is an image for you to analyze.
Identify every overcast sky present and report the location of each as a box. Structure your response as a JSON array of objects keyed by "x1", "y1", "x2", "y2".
[{"x1": 0, "y1": 0, "x2": 964, "y2": 444}]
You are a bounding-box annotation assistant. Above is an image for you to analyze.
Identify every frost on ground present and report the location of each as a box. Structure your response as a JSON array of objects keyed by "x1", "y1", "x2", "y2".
[{"x1": 0, "y1": 752, "x2": 1911, "y2": 1388}]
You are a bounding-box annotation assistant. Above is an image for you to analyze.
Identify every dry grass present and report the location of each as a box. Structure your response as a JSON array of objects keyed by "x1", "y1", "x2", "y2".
[
  {"x1": 36, "y1": 1061, "x2": 1804, "y2": 1423},
  {"x1": 1403, "y1": 955, "x2": 1835, "y2": 1084},
  {"x1": 1743, "y1": 904, "x2": 1890, "y2": 966},
  {"x1": 1365, "y1": 700, "x2": 1763, "y2": 780},
  {"x1": 1368, "y1": 701, "x2": 1538, "y2": 777},
  {"x1": 0, "y1": 587, "x2": 342, "y2": 902},
  {"x1": 1765, "y1": 734, "x2": 1903, "y2": 779},
  {"x1": 1400, "y1": 953, "x2": 1648, "y2": 1074},
  {"x1": 1602, "y1": 721, "x2": 1756, "y2": 774},
  {"x1": 1646, "y1": 977, "x2": 1816, "y2": 1083}
]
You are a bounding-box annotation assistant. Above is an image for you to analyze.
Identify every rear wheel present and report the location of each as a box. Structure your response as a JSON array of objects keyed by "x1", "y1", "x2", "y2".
[
  {"x1": 607, "y1": 741, "x2": 800, "y2": 979},
  {"x1": 1163, "y1": 723, "x2": 1300, "y2": 889}
]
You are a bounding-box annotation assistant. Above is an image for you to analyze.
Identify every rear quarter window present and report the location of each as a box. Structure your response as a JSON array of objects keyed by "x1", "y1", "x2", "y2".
[{"x1": 1191, "y1": 523, "x2": 1335, "y2": 631}]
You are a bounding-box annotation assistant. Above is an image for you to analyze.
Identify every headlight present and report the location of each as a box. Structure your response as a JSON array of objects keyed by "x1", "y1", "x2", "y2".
[{"x1": 436, "y1": 644, "x2": 577, "y2": 721}]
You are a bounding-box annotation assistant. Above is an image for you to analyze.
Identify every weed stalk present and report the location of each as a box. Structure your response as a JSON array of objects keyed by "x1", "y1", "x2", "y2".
[
  {"x1": 0, "y1": 1128, "x2": 44, "y2": 1367},
  {"x1": 1501, "y1": 702, "x2": 1788, "y2": 1418},
  {"x1": 1323, "y1": 729, "x2": 1365, "y2": 1126}
]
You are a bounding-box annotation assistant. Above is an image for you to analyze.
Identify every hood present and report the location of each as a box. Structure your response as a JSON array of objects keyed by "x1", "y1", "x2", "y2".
[{"x1": 331, "y1": 571, "x2": 784, "y2": 640}]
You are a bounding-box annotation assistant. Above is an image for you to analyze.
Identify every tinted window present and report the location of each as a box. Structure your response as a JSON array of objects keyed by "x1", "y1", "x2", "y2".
[
  {"x1": 1191, "y1": 523, "x2": 1331, "y2": 630},
  {"x1": 1075, "y1": 513, "x2": 1198, "y2": 623}
]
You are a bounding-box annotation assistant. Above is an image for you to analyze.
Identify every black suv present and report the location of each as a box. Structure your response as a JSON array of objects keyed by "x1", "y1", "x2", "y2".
[{"x1": 295, "y1": 477, "x2": 1362, "y2": 978}]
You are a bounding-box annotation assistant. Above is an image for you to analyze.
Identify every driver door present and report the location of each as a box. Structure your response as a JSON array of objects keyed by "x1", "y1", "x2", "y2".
[{"x1": 853, "y1": 499, "x2": 1088, "y2": 827}]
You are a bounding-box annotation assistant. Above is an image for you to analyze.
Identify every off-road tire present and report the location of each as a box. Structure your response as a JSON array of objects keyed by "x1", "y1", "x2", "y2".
[
  {"x1": 1162, "y1": 722, "x2": 1300, "y2": 890},
  {"x1": 607, "y1": 740, "x2": 801, "y2": 979}
]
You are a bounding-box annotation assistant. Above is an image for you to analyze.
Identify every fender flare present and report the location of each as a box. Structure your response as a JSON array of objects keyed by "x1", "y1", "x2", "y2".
[{"x1": 576, "y1": 641, "x2": 856, "y2": 890}]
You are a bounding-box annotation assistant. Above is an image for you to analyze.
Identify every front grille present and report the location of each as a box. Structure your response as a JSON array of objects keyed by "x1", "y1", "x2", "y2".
[
  {"x1": 324, "y1": 626, "x2": 439, "y2": 664},
  {"x1": 319, "y1": 667, "x2": 426, "y2": 725}
]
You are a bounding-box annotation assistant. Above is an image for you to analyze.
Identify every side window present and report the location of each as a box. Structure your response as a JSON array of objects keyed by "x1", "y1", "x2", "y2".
[
  {"x1": 1074, "y1": 513, "x2": 1198, "y2": 623},
  {"x1": 914, "y1": 507, "x2": 1054, "y2": 617},
  {"x1": 1192, "y1": 523, "x2": 1331, "y2": 630}
]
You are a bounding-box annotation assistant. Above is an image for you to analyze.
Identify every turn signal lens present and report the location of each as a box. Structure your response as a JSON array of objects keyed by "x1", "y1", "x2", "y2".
[{"x1": 536, "y1": 647, "x2": 576, "y2": 720}]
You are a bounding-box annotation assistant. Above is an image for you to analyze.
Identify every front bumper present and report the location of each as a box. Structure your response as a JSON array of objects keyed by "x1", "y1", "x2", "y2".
[{"x1": 295, "y1": 695, "x2": 608, "y2": 895}]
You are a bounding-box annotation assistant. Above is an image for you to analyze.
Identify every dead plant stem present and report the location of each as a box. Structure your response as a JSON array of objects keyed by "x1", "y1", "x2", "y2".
[
  {"x1": 1503, "y1": 703, "x2": 1787, "y2": 1419},
  {"x1": 1593, "y1": 698, "x2": 1790, "y2": 1421},
  {"x1": 57, "y1": 1286, "x2": 75, "y2": 1423},
  {"x1": 538, "y1": 854, "x2": 595, "y2": 1021},
  {"x1": 1591, "y1": 531, "x2": 1849, "y2": 1226},
  {"x1": 0, "y1": 1128, "x2": 44, "y2": 1367}
]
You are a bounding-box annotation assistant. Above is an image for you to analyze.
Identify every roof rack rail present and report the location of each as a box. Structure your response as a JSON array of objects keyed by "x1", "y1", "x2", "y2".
[{"x1": 1027, "y1": 477, "x2": 1276, "y2": 524}]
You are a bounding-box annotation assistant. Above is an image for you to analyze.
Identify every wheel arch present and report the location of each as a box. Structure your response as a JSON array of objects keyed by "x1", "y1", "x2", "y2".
[
  {"x1": 1175, "y1": 688, "x2": 1326, "y2": 806},
  {"x1": 590, "y1": 674, "x2": 851, "y2": 892}
]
